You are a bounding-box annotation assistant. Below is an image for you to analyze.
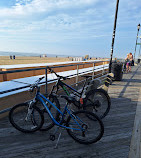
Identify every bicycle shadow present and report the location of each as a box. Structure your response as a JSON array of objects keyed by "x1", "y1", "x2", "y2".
[{"x1": 0, "y1": 93, "x2": 139, "y2": 158}]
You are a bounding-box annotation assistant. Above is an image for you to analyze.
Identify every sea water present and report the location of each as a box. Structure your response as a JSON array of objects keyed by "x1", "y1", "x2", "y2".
[{"x1": 0, "y1": 51, "x2": 69, "y2": 57}]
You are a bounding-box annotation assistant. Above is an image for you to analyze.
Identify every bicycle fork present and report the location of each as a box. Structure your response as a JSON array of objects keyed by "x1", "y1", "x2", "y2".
[{"x1": 25, "y1": 99, "x2": 38, "y2": 129}]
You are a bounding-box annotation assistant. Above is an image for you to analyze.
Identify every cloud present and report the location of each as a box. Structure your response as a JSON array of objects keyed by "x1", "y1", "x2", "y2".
[
  {"x1": 0, "y1": 0, "x2": 99, "y2": 19},
  {"x1": 0, "y1": 0, "x2": 115, "y2": 54},
  {"x1": 0, "y1": 0, "x2": 140, "y2": 57}
]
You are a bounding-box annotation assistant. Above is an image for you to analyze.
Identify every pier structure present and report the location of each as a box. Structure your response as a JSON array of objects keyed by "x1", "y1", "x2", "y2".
[{"x1": 0, "y1": 63, "x2": 141, "y2": 157}]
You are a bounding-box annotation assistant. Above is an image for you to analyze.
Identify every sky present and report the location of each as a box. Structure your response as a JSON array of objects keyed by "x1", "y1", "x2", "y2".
[{"x1": 0, "y1": 0, "x2": 141, "y2": 58}]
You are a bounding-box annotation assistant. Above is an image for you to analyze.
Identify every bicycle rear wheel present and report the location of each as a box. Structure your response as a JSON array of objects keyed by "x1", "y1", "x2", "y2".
[
  {"x1": 66, "y1": 110, "x2": 104, "y2": 144},
  {"x1": 84, "y1": 89, "x2": 111, "y2": 119},
  {"x1": 9, "y1": 103, "x2": 44, "y2": 133}
]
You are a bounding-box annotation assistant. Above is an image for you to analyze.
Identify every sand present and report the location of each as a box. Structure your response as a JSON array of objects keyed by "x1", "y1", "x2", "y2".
[{"x1": 0, "y1": 56, "x2": 72, "y2": 65}]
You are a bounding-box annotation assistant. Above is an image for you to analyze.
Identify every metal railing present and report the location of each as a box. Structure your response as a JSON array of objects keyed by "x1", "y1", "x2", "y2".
[{"x1": 0, "y1": 60, "x2": 109, "y2": 115}]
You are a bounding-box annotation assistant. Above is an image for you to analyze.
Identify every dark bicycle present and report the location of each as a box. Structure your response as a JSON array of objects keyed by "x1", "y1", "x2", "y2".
[{"x1": 38, "y1": 66, "x2": 111, "y2": 131}]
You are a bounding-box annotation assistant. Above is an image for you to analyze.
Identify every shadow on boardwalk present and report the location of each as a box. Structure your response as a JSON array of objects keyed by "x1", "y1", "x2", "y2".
[{"x1": 0, "y1": 65, "x2": 141, "y2": 158}]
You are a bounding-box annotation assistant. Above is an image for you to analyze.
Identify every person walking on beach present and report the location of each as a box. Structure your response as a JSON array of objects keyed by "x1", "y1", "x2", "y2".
[
  {"x1": 13, "y1": 55, "x2": 15, "y2": 59},
  {"x1": 125, "y1": 53, "x2": 133, "y2": 73},
  {"x1": 10, "y1": 55, "x2": 12, "y2": 59}
]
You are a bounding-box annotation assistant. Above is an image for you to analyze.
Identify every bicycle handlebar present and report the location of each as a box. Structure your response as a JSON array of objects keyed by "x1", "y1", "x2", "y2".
[
  {"x1": 29, "y1": 66, "x2": 70, "y2": 93},
  {"x1": 29, "y1": 76, "x2": 45, "y2": 92},
  {"x1": 47, "y1": 66, "x2": 69, "y2": 80}
]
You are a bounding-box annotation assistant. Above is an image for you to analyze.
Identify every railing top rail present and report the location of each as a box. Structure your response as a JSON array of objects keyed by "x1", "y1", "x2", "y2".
[
  {"x1": 0, "y1": 62, "x2": 109, "y2": 115},
  {"x1": 0, "y1": 64, "x2": 109, "y2": 95},
  {"x1": 0, "y1": 60, "x2": 108, "y2": 69},
  {"x1": 0, "y1": 60, "x2": 109, "y2": 74}
]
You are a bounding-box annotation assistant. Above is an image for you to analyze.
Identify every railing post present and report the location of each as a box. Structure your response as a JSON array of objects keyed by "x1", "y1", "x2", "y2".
[
  {"x1": 102, "y1": 61, "x2": 105, "y2": 75},
  {"x1": 45, "y1": 67, "x2": 48, "y2": 96},
  {"x1": 92, "y1": 63, "x2": 95, "y2": 79},
  {"x1": 76, "y1": 65, "x2": 79, "y2": 86}
]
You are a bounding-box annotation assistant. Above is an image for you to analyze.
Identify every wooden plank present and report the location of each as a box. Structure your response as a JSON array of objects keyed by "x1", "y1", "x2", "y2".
[
  {"x1": 0, "y1": 65, "x2": 140, "y2": 158},
  {"x1": 128, "y1": 88, "x2": 141, "y2": 158}
]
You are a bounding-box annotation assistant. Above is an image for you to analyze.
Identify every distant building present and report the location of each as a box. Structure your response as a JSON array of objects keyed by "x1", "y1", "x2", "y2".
[{"x1": 72, "y1": 57, "x2": 84, "y2": 61}]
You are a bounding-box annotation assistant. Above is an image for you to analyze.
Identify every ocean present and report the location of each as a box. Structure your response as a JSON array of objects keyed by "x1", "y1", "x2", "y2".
[{"x1": 0, "y1": 51, "x2": 71, "y2": 57}]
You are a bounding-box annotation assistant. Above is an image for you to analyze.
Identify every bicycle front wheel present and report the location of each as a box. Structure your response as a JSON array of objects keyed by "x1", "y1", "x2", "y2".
[
  {"x1": 66, "y1": 110, "x2": 104, "y2": 144},
  {"x1": 84, "y1": 89, "x2": 111, "y2": 119},
  {"x1": 9, "y1": 103, "x2": 44, "y2": 133}
]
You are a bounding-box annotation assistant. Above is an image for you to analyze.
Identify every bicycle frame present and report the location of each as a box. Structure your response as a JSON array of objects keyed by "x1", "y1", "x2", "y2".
[
  {"x1": 50, "y1": 77, "x2": 88, "y2": 98},
  {"x1": 35, "y1": 91, "x2": 84, "y2": 131}
]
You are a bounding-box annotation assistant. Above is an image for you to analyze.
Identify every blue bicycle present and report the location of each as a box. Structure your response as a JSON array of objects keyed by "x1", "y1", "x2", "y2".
[{"x1": 9, "y1": 76, "x2": 104, "y2": 144}]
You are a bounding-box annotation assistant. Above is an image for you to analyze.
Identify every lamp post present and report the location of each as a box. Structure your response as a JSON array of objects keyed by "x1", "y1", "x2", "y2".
[
  {"x1": 134, "y1": 23, "x2": 140, "y2": 61},
  {"x1": 139, "y1": 36, "x2": 141, "y2": 58},
  {"x1": 138, "y1": 36, "x2": 141, "y2": 64},
  {"x1": 109, "y1": 0, "x2": 119, "y2": 73}
]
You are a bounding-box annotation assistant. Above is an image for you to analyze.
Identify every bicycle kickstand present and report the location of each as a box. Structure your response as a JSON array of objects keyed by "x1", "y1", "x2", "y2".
[
  {"x1": 50, "y1": 126, "x2": 63, "y2": 149},
  {"x1": 54, "y1": 129, "x2": 62, "y2": 149}
]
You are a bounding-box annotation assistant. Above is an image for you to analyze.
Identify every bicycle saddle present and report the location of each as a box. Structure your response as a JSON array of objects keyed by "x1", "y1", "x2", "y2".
[
  {"x1": 83, "y1": 79, "x2": 101, "y2": 95},
  {"x1": 89, "y1": 78, "x2": 101, "y2": 86},
  {"x1": 61, "y1": 95, "x2": 76, "y2": 103}
]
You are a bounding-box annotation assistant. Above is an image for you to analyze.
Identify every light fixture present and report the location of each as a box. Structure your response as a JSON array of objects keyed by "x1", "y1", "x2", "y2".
[{"x1": 137, "y1": 23, "x2": 140, "y2": 31}]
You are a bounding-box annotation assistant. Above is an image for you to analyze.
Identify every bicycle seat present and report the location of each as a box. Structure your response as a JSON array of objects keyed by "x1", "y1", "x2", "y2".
[
  {"x1": 61, "y1": 95, "x2": 76, "y2": 103},
  {"x1": 83, "y1": 79, "x2": 101, "y2": 95},
  {"x1": 89, "y1": 78, "x2": 101, "y2": 86}
]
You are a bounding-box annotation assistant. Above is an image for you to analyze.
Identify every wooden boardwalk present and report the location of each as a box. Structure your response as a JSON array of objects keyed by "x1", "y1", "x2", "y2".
[{"x1": 0, "y1": 65, "x2": 141, "y2": 158}]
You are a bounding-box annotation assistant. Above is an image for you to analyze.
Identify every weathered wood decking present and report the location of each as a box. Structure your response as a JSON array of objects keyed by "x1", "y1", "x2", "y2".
[{"x1": 0, "y1": 65, "x2": 141, "y2": 158}]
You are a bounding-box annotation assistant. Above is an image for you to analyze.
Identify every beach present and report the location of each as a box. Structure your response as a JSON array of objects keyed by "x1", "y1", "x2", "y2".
[{"x1": 0, "y1": 56, "x2": 72, "y2": 65}]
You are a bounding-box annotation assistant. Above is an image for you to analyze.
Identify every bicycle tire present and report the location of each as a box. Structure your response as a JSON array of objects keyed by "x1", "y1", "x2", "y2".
[
  {"x1": 84, "y1": 89, "x2": 111, "y2": 119},
  {"x1": 9, "y1": 103, "x2": 44, "y2": 133},
  {"x1": 36, "y1": 95, "x2": 60, "y2": 131},
  {"x1": 66, "y1": 110, "x2": 104, "y2": 144}
]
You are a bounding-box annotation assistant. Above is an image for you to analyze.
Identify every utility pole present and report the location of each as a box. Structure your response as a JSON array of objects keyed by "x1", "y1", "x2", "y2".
[
  {"x1": 139, "y1": 36, "x2": 141, "y2": 58},
  {"x1": 109, "y1": 0, "x2": 119, "y2": 73},
  {"x1": 134, "y1": 23, "x2": 140, "y2": 61}
]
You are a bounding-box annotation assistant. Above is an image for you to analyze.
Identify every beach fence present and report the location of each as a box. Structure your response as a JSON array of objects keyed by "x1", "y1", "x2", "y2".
[{"x1": 0, "y1": 60, "x2": 109, "y2": 118}]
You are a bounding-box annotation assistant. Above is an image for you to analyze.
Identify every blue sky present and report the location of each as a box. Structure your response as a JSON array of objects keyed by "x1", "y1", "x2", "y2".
[{"x1": 0, "y1": 0, "x2": 141, "y2": 58}]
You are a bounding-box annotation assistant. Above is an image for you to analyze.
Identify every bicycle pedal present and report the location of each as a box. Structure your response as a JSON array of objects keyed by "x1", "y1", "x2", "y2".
[{"x1": 50, "y1": 134, "x2": 55, "y2": 141}]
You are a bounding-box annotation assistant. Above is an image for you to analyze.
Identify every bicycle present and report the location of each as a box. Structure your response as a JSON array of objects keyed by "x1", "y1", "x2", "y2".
[
  {"x1": 9, "y1": 76, "x2": 60, "y2": 133},
  {"x1": 9, "y1": 76, "x2": 104, "y2": 145},
  {"x1": 26, "y1": 66, "x2": 111, "y2": 131},
  {"x1": 46, "y1": 66, "x2": 111, "y2": 119}
]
